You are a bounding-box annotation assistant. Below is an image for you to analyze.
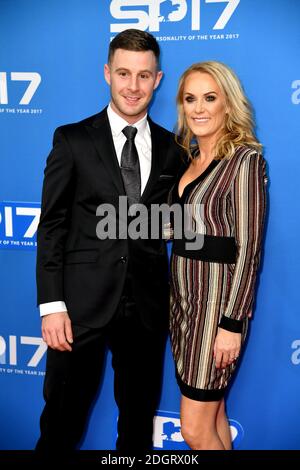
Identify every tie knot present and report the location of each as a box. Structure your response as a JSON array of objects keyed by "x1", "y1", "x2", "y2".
[{"x1": 122, "y1": 126, "x2": 137, "y2": 141}]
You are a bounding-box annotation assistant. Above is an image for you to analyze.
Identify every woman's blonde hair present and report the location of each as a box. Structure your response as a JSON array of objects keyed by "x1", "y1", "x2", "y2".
[{"x1": 176, "y1": 61, "x2": 262, "y2": 160}]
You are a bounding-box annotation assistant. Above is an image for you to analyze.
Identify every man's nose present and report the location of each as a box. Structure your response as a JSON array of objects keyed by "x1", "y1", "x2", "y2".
[{"x1": 128, "y1": 75, "x2": 139, "y2": 91}]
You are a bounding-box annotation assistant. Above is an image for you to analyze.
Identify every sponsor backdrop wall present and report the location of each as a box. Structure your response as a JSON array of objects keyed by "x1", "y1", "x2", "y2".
[{"x1": 0, "y1": 0, "x2": 299, "y2": 450}]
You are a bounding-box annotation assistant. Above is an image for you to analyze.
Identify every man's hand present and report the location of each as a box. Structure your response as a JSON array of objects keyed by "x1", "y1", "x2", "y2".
[
  {"x1": 213, "y1": 327, "x2": 241, "y2": 369},
  {"x1": 41, "y1": 312, "x2": 73, "y2": 351}
]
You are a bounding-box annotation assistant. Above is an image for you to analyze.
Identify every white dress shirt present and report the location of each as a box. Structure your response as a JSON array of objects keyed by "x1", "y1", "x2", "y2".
[{"x1": 39, "y1": 104, "x2": 152, "y2": 316}]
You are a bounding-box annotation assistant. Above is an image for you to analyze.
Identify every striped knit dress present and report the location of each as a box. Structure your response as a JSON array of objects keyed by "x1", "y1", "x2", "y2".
[{"x1": 169, "y1": 146, "x2": 267, "y2": 401}]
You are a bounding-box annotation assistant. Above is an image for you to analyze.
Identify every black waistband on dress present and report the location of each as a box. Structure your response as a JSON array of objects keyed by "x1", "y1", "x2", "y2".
[{"x1": 172, "y1": 233, "x2": 237, "y2": 263}]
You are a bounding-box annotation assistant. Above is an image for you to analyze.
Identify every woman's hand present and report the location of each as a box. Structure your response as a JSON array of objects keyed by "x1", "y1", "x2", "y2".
[{"x1": 213, "y1": 327, "x2": 241, "y2": 369}]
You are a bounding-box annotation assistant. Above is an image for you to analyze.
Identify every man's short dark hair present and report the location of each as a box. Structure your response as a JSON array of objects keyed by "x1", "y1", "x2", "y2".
[{"x1": 108, "y1": 29, "x2": 160, "y2": 66}]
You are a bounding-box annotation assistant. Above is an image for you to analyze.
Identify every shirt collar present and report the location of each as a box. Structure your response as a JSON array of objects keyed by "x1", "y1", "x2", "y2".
[{"x1": 107, "y1": 103, "x2": 148, "y2": 138}]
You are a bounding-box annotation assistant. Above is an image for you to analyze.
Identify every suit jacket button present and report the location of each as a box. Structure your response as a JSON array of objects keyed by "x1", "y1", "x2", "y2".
[{"x1": 120, "y1": 256, "x2": 127, "y2": 263}]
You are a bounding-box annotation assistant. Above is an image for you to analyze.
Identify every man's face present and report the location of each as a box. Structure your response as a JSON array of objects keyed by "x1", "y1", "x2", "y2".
[{"x1": 104, "y1": 49, "x2": 163, "y2": 124}]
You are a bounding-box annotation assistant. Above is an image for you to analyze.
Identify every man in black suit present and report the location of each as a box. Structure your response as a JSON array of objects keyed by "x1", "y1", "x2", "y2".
[{"x1": 36, "y1": 29, "x2": 182, "y2": 452}]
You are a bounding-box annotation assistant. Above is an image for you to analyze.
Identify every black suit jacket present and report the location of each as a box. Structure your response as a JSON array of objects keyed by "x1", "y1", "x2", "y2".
[{"x1": 36, "y1": 108, "x2": 183, "y2": 330}]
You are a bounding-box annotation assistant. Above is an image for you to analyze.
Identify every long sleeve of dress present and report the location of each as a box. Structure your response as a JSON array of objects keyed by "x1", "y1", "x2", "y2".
[{"x1": 222, "y1": 152, "x2": 267, "y2": 324}]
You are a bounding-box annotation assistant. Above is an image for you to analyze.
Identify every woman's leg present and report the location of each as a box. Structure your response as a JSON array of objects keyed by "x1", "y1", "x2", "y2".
[
  {"x1": 180, "y1": 395, "x2": 229, "y2": 450},
  {"x1": 216, "y1": 398, "x2": 232, "y2": 450}
]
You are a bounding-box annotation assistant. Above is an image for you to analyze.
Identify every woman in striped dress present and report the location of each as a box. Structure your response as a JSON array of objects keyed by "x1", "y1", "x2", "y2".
[{"x1": 169, "y1": 61, "x2": 267, "y2": 450}]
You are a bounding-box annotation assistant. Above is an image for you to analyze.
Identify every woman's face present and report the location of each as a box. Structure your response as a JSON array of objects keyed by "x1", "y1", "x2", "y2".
[{"x1": 182, "y1": 71, "x2": 227, "y2": 146}]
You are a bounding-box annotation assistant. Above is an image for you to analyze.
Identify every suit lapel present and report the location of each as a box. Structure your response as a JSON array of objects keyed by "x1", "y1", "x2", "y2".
[
  {"x1": 141, "y1": 118, "x2": 164, "y2": 203},
  {"x1": 85, "y1": 108, "x2": 125, "y2": 195},
  {"x1": 85, "y1": 110, "x2": 166, "y2": 201}
]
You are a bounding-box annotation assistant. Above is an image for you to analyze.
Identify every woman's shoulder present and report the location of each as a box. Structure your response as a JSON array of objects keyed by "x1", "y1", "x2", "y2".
[
  {"x1": 228, "y1": 146, "x2": 267, "y2": 185},
  {"x1": 230, "y1": 145, "x2": 265, "y2": 166}
]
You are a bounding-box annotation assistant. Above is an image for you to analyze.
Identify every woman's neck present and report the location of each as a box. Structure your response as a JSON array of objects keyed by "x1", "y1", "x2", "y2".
[{"x1": 195, "y1": 138, "x2": 216, "y2": 165}]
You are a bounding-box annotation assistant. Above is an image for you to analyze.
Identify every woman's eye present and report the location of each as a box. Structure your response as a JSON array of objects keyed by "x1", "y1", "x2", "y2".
[
  {"x1": 206, "y1": 95, "x2": 216, "y2": 102},
  {"x1": 185, "y1": 96, "x2": 195, "y2": 103}
]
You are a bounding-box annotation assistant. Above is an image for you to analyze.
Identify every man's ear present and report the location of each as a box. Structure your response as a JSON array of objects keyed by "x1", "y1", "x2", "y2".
[
  {"x1": 104, "y1": 64, "x2": 111, "y2": 86},
  {"x1": 154, "y1": 71, "x2": 163, "y2": 90}
]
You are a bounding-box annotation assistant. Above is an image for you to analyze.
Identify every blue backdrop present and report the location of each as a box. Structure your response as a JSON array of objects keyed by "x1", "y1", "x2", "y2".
[{"x1": 0, "y1": 0, "x2": 299, "y2": 450}]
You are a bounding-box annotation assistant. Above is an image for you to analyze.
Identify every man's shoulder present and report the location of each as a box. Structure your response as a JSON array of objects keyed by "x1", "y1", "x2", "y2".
[
  {"x1": 148, "y1": 118, "x2": 181, "y2": 153},
  {"x1": 148, "y1": 116, "x2": 175, "y2": 138},
  {"x1": 54, "y1": 108, "x2": 107, "y2": 135}
]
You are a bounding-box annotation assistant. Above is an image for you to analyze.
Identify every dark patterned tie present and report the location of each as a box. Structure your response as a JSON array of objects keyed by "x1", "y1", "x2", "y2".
[{"x1": 120, "y1": 126, "x2": 141, "y2": 209}]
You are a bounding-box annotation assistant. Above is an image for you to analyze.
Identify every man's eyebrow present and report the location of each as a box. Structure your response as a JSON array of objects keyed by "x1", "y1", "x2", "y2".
[{"x1": 115, "y1": 67, "x2": 154, "y2": 74}]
